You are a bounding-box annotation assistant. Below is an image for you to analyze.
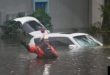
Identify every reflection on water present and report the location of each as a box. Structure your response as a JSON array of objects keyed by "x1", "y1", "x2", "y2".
[
  {"x1": 27, "y1": 58, "x2": 57, "y2": 75},
  {"x1": 43, "y1": 64, "x2": 51, "y2": 75}
]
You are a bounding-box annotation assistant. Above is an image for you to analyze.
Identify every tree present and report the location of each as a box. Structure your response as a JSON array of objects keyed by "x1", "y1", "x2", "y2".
[
  {"x1": 101, "y1": 1, "x2": 110, "y2": 31},
  {"x1": 100, "y1": 1, "x2": 110, "y2": 45},
  {"x1": 31, "y1": 9, "x2": 53, "y2": 31}
]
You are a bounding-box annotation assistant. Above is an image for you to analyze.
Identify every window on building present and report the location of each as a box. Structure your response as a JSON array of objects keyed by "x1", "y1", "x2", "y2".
[{"x1": 35, "y1": 2, "x2": 47, "y2": 11}]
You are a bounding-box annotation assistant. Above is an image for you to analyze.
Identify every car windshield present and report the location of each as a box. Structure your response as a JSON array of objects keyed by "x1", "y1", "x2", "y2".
[
  {"x1": 22, "y1": 21, "x2": 42, "y2": 33},
  {"x1": 73, "y1": 35, "x2": 100, "y2": 47}
]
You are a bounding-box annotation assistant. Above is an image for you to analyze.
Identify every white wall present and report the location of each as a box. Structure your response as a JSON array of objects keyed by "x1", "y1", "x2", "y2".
[
  {"x1": 49, "y1": 0, "x2": 89, "y2": 32},
  {"x1": 91, "y1": 0, "x2": 104, "y2": 25},
  {"x1": 0, "y1": 0, "x2": 33, "y2": 25},
  {"x1": 0, "y1": 0, "x2": 33, "y2": 13},
  {"x1": 0, "y1": 0, "x2": 104, "y2": 32}
]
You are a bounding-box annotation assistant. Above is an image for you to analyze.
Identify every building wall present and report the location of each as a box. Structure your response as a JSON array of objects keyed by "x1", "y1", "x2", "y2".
[
  {"x1": 91, "y1": 0, "x2": 104, "y2": 26},
  {"x1": 49, "y1": 0, "x2": 89, "y2": 32},
  {"x1": 0, "y1": 0, "x2": 104, "y2": 33},
  {"x1": 0, "y1": 0, "x2": 33, "y2": 25}
]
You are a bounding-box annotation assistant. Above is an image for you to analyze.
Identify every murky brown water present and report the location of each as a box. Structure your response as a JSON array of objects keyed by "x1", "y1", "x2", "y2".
[{"x1": 0, "y1": 37, "x2": 110, "y2": 75}]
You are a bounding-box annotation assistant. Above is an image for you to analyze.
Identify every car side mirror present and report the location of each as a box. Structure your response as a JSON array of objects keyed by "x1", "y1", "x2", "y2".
[{"x1": 68, "y1": 44, "x2": 77, "y2": 49}]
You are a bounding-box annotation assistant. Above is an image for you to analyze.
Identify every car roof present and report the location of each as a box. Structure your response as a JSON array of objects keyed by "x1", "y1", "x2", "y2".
[
  {"x1": 14, "y1": 16, "x2": 42, "y2": 25},
  {"x1": 47, "y1": 32, "x2": 88, "y2": 38},
  {"x1": 14, "y1": 16, "x2": 48, "y2": 36}
]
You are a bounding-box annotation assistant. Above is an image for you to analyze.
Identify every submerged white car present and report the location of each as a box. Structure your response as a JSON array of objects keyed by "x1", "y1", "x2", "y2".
[
  {"x1": 31, "y1": 33, "x2": 103, "y2": 49},
  {"x1": 14, "y1": 16, "x2": 58, "y2": 58},
  {"x1": 14, "y1": 16, "x2": 103, "y2": 50},
  {"x1": 14, "y1": 16, "x2": 49, "y2": 49},
  {"x1": 14, "y1": 16, "x2": 49, "y2": 37}
]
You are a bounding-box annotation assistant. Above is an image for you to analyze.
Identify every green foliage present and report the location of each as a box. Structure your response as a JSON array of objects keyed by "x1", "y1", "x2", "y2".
[
  {"x1": 101, "y1": 2, "x2": 110, "y2": 31},
  {"x1": 31, "y1": 9, "x2": 53, "y2": 31},
  {"x1": 1, "y1": 12, "x2": 26, "y2": 40},
  {"x1": 101, "y1": 3, "x2": 110, "y2": 18},
  {"x1": 1, "y1": 20, "x2": 23, "y2": 39},
  {"x1": 89, "y1": 21, "x2": 102, "y2": 34},
  {"x1": 2, "y1": 20, "x2": 21, "y2": 34},
  {"x1": 89, "y1": 26, "x2": 98, "y2": 34}
]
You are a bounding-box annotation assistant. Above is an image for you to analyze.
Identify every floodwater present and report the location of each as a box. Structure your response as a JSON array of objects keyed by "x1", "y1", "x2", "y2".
[{"x1": 0, "y1": 38, "x2": 110, "y2": 75}]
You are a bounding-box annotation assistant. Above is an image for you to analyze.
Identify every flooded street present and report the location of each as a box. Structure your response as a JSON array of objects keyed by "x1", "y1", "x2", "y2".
[{"x1": 0, "y1": 38, "x2": 110, "y2": 75}]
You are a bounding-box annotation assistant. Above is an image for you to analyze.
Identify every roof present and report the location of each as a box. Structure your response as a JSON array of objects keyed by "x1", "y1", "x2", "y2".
[
  {"x1": 14, "y1": 16, "x2": 42, "y2": 25},
  {"x1": 47, "y1": 33, "x2": 88, "y2": 38}
]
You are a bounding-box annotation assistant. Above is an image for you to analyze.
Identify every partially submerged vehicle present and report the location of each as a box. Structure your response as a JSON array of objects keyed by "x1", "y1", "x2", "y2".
[
  {"x1": 33, "y1": 33, "x2": 103, "y2": 49},
  {"x1": 14, "y1": 16, "x2": 58, "y2": 58},
  {"x1": 14, "y1": 16, "x2": 103, "y2": 55},
  {"x1": 14, "y1": 16, "x2": 49, "y2": 37}
]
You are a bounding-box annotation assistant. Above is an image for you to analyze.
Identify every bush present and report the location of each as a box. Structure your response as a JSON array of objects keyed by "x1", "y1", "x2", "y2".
[
  {"x1": 101, "y1": 2, "x2": 110, "y2": 31},
  {"x1": 1, "y1": 20, "x2": 23, "y2": 39},
  {"x1": 31, "y1": 9, "x2": 53, "y2": 31}
]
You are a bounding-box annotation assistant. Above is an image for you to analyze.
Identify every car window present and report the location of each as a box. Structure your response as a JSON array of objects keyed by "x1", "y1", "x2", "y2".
[
  {"x1": 34, "y1": 38, "x2": 41, "y2": 45},
  {"x1": 73, "y1": 35, "x2": 100, "y2": 47},
  {"x1": 27, "y1": 21, "x2": 42, "y2": 30},
  {"x1": 49, "y1": 37, "x2": 73, "y2": 46},
  {"x1": 23, "y1": 21, "x2": 42, "y2": 33}
]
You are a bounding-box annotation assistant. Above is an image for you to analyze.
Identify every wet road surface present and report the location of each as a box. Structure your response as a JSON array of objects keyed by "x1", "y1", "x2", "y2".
[{"x1": 0, "y1": 39, "x2": 110, "y2": 75}]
